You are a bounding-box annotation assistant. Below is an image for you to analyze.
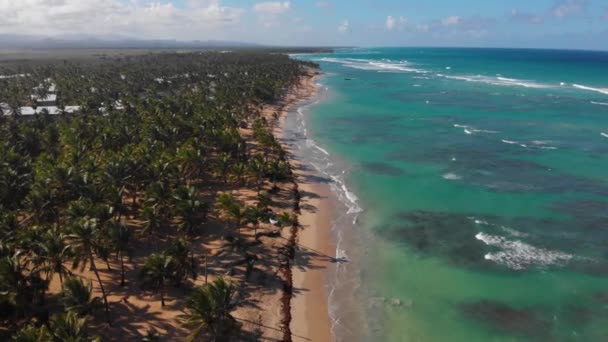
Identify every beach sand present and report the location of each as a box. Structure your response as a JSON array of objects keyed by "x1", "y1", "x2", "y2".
[{"x1": 266, "y1": 71, "x2": 336, "y2": 342}]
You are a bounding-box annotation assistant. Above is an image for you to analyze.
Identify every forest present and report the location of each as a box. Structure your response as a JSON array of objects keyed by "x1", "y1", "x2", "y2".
[{"x1": 0, "y1": 50, "x2": 318, "y2": 341}]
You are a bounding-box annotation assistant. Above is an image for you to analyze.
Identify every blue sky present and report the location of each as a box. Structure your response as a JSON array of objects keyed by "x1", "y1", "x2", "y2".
[{"x1": 1, "y1": 0, "x2": 607, "y2": 49}]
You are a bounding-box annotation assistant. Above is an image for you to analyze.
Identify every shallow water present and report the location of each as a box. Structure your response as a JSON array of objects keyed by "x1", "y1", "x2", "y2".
[{"x1": 294, "y1": 48, "x2": 608, "y2": 341}]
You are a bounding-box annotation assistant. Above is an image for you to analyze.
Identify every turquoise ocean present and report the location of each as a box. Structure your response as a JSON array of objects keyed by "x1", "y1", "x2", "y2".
[{"x1": 290, "y1": 48, "x2": 608, "y2": 341}]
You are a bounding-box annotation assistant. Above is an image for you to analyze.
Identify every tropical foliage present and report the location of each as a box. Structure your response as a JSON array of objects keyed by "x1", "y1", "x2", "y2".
[{"x1": 0, "y1": 50, "x2": 315, "y2": 339}]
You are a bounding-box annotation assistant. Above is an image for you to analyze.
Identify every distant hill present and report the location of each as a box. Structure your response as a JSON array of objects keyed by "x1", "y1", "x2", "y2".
[{"x1": 0, "y1": 34, "x2": 264, "y2": 49}]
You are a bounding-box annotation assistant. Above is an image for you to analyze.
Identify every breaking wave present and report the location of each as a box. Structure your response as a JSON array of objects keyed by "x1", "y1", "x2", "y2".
[
  {"x1": 315, "y1": 57, "x2": 428, "y2": 74},
  {"x1": 573, "y1": 84, "x2": 608, "y2": 95},
  {"x1": 475, "y1": 232, "x2": 573, "y2": 270}
]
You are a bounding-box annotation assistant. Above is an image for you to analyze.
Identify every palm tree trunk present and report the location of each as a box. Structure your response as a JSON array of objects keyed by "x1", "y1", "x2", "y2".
[
  {"x1": 120, "y1": 252, "x2": 125, "y2": 286},
  {"x1": 58, "y1": 270, "x2": 64, "y2": 286},
  {"x1": 160, "y1": 282, "x2": 165, "y2": 307},
  {"x1": 90, "y1": 253, "x2": 111, "y2": 324}
]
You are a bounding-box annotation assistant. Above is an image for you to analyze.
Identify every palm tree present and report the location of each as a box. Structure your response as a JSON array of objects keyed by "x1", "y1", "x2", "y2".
[
  {"x1": 50, "y1": 311, "x2": 94, "y2": 341},
  {"x1": 166, "y1": 239, "x2": 197, "y2": 286},
  {"x1": 31, "y1": 228, "x2": 71, "y2": 285},
  {"x1": 244, "y1": 206, "x2": 264, "y2": 238},
  {"x1": 107, "y1": 220, "x2": 131, "y2": 286},
  {"x1": 180, "y1": 278, "x2": 240, "y2": 342},
  {"x1": 0, "y1": 254, "x2": 47, "y2": 319},
  {"x1": 216, "y1": 193, "x2": 245, "y2": 234},
  {"x1": 172, "y1": 185, "x2": 208, "y2": 236},
  {"x1": 11, "y1": 323, "x2": 52, "y2": 341},
  {"x1": 141, "y1": 205, "x2": 162, "y2": 237},
  {"x1": 138, "y1": 253, "x2": 174, "y2": 307},
  {"x1": 59, "y1": 277, "x2": 102, "y2": 316},
  {"x1": 64, "y1": 218, "x2": 110, "y2": 323}
]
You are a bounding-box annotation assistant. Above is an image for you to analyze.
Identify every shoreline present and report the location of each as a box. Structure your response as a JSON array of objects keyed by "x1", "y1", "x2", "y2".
[{"x1": 263, "y1": 69, "x2": 336, "y2": 342}]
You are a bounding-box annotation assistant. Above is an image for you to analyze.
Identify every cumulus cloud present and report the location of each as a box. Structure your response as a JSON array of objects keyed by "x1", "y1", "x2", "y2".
[
  {"x1": 253, "y1": 1, "x2": 290, "y2": 14},
  {"x1": 0, "y1": 0, "x2": 244, "y2": 39},
  {"x1": 510, "y1": 9, "x2": 544, "y2": 24},
  {"x1": 416, "y1": 16, "x2": 495, "y2": 38},
  {"x1": 386, "y1": 15, "x2": 407, "y2": 31},
  {"x1": 338, "y1": 20, "x2": 350, "y2": 33},
  {"x1": 551, "y1": 0, "x2": 587, "y2": 18}
]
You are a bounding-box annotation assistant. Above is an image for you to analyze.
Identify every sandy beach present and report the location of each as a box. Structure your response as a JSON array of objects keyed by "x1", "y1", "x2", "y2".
[
  {"x1": 276, "y1": 76, "x2": 336, "y2": 341},
  {"x1": 264, "y1": 70, "x2": 336, "y2": 342}
]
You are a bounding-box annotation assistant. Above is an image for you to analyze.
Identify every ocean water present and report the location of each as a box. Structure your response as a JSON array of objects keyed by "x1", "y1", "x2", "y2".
[{"x1": 291, "y1": 48, "x2": 608, "y2": 341}]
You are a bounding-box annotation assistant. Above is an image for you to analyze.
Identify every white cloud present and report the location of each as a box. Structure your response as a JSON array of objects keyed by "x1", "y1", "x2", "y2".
[
  {"x1": 316, "y1": 1, "x2": 330, "y2": 8},
  {"x1": 416, "y1": 24, "x2": 430, "y2": 33},
  {"x1": 510, "y1": 9, "x2": 544, "y2": 24},
  {"x1": 338, "y1": 20, "x2": 350, "y2": 33},
  {"x1": 0, "y1": 0, "x2": 244, "y2": 40},
  {"x1": 551, "y1": 0, "x2": 587, "y2": 18},
  {"x1": 253, "y1": 1, "x2": 290, "y2": 14},
  {"x1": 386, "y1": 15, "x2": 407, "y2": 31},
  {"x1": 441, "y1": 16, "x2": 462, "y2": 26}
]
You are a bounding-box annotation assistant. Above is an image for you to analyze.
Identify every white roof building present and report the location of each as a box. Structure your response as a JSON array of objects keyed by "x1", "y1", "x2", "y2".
[{"x1": 30, "y1": 94, "x2": 57, "y2": 102}]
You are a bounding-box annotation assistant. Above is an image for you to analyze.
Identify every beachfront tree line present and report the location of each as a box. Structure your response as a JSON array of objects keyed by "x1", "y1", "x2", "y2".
[{"x1": 0, "y1": 51, "x2": 317, "y2": 340}]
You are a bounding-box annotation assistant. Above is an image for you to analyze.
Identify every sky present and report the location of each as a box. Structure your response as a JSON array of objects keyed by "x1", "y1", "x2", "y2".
[{"x1": 0, "y1": 0, "x2": 607, "y2": 50}]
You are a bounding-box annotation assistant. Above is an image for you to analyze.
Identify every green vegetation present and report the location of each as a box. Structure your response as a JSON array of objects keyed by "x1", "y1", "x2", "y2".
[{"x1": 0, "y1": 51, "x2": 316, "y2": 339}]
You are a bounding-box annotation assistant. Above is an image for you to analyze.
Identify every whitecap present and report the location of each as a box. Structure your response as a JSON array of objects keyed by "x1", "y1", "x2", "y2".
[
  {"x1": 573, "y1": 84, "x2": 608, "y2": 95},
  {"x1": 591, "y1": 101, "x2": 608, "y2": 106},
  {"x1": 443, "y1": 74, "x2": 552, "y2": 89},
  {"x1": 315, "y1": 57, "x2": 428, "y2": 74},
  {"x1": 471, "y1": 129, "x2": 499, "y2": 134},
  {"x1": 443, "y1": 173, "x2": 462, "y2": 180},
  {"x1": 475, "y1": 232, "x2": 573, "y2": 270},
  {"x1": 601, "y1": 132, "x2": 608, "y2": 138},
  {"x1": 502, "y1": 139, "x2": 518, "y2": 145},
  {"x1": 316, "y1": 145, "x2": 330, "y2": 155},
  {"x1": 464, "y1": 129, "x2": 473, "y2": 135}
]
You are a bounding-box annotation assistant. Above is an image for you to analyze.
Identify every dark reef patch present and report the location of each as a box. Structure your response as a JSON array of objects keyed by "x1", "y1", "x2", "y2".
[
  {"x1": 360, "y1": 162, "x2": 404, "y2": 176},
  {"x1": 379, "y1": 211, "x2": 491, "y2": 269},
  {"x1": 460, "y1": 300, "x2": 552, "y2": 339}
]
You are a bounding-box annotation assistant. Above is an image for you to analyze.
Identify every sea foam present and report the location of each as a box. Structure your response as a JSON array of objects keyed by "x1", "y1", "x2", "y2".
[
  {"x1": 443, "y1": 173, "x2": 462, "y2": 180},
  {"x1": 443, "y1": 74, "x2": 552, "y2": 89},
  {"x1": 315, "y1": 57, "x2": 428, "y2": 74},
  {"x1": 475, "y1": 232, "x2": 573, "y2": 270}
]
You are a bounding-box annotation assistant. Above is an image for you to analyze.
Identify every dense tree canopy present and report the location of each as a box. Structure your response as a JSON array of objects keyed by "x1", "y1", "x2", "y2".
[{"x1": 0, "y1": 51, "x2": 317, "y2": 340}]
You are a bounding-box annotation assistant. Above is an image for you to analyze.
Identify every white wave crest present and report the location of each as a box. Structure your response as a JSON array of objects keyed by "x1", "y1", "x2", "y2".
[
  {"x1": 315, "y1": 57, "x2": 428, "y2": 74},
  {"x1": 443, "y1": 173, "x2": 462, "y2": 180},
  {"x1": 591, "y1": 101, "x2": 608, "y2": 106},
  {"x1": 573, "y1": 84, "x2": 608, "y2": 95},
  {"x1": 443, "y1": 74, "x2": 552, "y2": 89},
  {"x1": 502, "y1": 139, "x2": 518, "y2": 145},
  {"x1": 601, "y1": 132, "x2": 608, "y2": 138},
  {"x1": 475, "y1": 232, "x2": 573, "y2": 270},
  {"x1": 471, "y1": 129, "x2": 499, "y2": 134}
]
